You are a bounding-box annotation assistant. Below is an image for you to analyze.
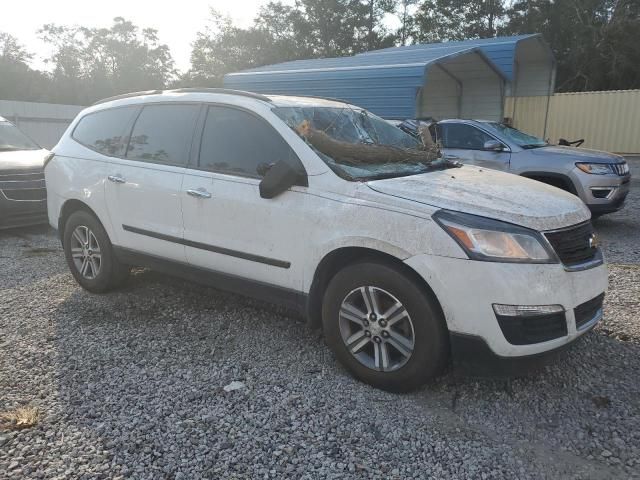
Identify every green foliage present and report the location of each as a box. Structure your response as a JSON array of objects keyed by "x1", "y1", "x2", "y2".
[
  {"x1": 39, "y1": 17, "x2": 176, "y2": 104},
  {"x1": 1, "y1": 1, "x2": 639, "y2": 105},
  {"x1": 502, "y1": 0, "x2": 640, "y2": 92},
  {"x1": 182, "y1": 1, "x2": 398, "y2": 86},
  {"x1": 0, "y1": 33, "x2": 50, "y2": 102}
]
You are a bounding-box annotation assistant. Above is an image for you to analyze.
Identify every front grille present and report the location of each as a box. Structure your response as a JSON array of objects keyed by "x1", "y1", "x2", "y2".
[
  {"x1": 544, "y1": 222, "x2": 598, "y2": 267},
  {"x1": 574, "y1": 293, "x2": 605, "y2": 329},
  {"x1": 612, "y1": 163, "x2": 630, "y2": 176},
  {"x1": 0, "y1": 169, "x2": 45, "y2": 182},
  {"x1": 1, "y1": 188, "x2": 46, "y2": 201},
  {"x1": 496, "y1": 312, "x2": 568, "y2": 345},
  {"x1": 0, "y1": 168, "x2": 46, "y2": 203}
]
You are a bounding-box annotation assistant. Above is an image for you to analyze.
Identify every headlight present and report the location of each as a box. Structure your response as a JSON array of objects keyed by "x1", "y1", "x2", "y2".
[
  {"x1": 433, "y1": 210, "x2": 556, "y2": 263},
  {"x1": 576, "y1": 163, "x2": 614, "y2": 175}
]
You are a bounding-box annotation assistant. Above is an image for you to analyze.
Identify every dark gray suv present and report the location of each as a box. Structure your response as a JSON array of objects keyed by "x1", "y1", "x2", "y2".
[{"x1": 0, "y1": 116, "x2": 49, "y2": 229}]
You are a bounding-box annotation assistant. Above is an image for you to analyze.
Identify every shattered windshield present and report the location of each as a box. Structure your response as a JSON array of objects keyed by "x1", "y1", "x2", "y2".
[
  {"x1": 0, "y1": 122, "x2": 40, "y2": 152},
  {"x1": 273, "y1": 106, "x2": 453, "y2": 180}
]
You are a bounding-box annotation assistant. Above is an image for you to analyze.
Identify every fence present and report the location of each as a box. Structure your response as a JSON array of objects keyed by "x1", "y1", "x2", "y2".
[
  {"x1": 0, "y1": 100, "x2": 84, "y2": 149},
  {"x1": 505, "y1": 89, "x2": 640, "y2": 154}
]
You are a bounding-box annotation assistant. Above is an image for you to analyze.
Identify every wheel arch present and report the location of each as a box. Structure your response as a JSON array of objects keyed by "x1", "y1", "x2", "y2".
[
  {"x1": 306, "y1": 246, "x2": 446, "y2": 331},
  {"x1": 520, "y1": 171, "x2": 577, "y2": 195},
  {"x1": 57, "y1": 199, "x2": 102, "y2": 245}
]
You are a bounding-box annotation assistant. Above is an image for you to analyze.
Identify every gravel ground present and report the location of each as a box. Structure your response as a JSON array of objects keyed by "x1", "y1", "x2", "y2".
[{"x1": 0, "y1": 158, "x2": 638, "y2": 479}]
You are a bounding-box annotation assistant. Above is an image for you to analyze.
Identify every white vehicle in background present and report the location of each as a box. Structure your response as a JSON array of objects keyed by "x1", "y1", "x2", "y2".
[{"x1": 45, "y1": 89, "x2": 607, "y2": 391}]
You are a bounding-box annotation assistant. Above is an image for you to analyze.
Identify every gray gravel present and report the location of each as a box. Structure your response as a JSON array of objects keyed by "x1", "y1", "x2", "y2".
[{"x1": 0, "y1": 158, "x2": 638, "y2": 479}]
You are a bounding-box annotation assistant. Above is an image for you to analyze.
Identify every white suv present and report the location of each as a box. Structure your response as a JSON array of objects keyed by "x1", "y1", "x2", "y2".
[{"x1": 45, "y1": 89, "x2": 608, "y2": 391}]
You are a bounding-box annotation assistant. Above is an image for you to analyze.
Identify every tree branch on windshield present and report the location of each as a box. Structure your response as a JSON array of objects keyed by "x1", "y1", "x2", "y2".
[{"x1": 296, "y1": 121, "x2": 440, "y2": 166}]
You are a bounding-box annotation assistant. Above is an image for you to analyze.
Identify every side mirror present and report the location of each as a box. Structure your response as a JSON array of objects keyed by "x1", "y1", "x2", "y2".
[
  {"x1": 259, "y1": 160, "x2": 306, "y2": 199},
  {"x1": 484, "y1": 140, "x2": 504, "y2": 152}
]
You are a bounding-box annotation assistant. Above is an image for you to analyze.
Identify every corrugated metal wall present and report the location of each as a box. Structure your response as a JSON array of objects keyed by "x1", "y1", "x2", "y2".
[
  {"x1": 419, "y1": 52, "x2": 505, "y2": 121},
  {"x1": 0, "y1": 100, "x2": 83, "y2": 149},
  {"x1": 505, "y1": 90, "x2": 640, "y2": 154}
]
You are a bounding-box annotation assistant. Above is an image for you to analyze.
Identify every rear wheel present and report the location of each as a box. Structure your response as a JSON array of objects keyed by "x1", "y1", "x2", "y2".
[
  {"x1": 63, "y1": 210, "x2": 129, "y2": 293},
  {"x1": 322, "y1": 261, "x2": 449, "y2": 392}
]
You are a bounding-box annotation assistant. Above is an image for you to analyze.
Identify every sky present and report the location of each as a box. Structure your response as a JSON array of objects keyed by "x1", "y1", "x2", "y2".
[{"x1": 0, "y1": 0, "x2": 291, "y2": 72}]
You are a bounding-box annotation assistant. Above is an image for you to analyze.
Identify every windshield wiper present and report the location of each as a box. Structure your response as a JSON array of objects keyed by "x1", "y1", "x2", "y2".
[
  {"x1": 363, "y1": 159, "x2": 460, "y2": 181},
  {"x1": 520, "y1": 143, "x2": 547, "y2": 149}
]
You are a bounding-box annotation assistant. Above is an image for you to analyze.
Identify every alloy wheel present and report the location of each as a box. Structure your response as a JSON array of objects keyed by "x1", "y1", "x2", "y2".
[
  {"x1": 338, "y1": 286, "x2": 415, "y2": 372},
  {"x1": 70, "y1": 225, "x2": 102, "y2": 280}
]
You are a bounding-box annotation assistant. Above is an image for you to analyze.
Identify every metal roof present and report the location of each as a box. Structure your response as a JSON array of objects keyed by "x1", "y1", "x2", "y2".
[
  {"x1": 224, "y1": 35, "x2": 541, "y2": 119},
  {"x1": 356, "y1": 34, "x2": 541, "y2": 81}
]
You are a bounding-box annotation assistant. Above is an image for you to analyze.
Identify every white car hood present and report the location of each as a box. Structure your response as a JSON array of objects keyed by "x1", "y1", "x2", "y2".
[
  {"x1": 367, "y1": 165, "x2": 591, "y2": 231},
  {"x1": 0, "y1": 149, "x2": 49, "y2": 171}
]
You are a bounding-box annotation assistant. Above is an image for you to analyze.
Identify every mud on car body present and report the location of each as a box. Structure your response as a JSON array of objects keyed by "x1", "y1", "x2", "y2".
[{"x1": 45, "y1": 89, "x2": 607, "y2": 391}]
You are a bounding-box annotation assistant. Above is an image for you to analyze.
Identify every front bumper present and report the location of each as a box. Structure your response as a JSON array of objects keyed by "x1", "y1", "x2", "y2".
[
  {"x1": 0, "y1": 191, "x2": 48, "y2": 230},
  {"x1": 571, "y1": 168, "x2": 631, "y2": 214},
  {"x1": 449, "y1": 330, "x2": 592, "y2": 376},
  {"x1": 0, "y1": 168, "x2": 48, "y2": 230},
  {"x1": 405, "y1": 254, "x2": 608, "y2": 359}
]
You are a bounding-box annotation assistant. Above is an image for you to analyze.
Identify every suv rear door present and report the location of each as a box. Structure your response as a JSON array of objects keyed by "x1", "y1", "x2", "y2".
[
  {"x1": 181, "y1": 104, "x2": 309, "y2": 292},
  {"x1": 103, "y1": 103, "x2": 200, "y2": 261},
  {"x1": 436, "y1": 122, "x2": 511, "y2": 170}
]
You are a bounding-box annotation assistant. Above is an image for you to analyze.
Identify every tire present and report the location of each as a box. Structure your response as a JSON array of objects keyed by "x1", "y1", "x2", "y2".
[
  {"x1": 63, "y1": 210, "x2": 129, "y2": 293},
  {"x1": 322, "y1": 261, "x2": 449, "y2": 392}
]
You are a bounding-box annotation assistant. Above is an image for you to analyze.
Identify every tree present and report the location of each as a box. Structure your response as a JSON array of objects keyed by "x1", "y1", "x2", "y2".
[
  {"x1": 360, "y1": 0, "x2": 397, "y2": 50},
  {"x1": 39, "y1": 17, "x2": 176, "y2": 104},
  {"x1": 0, "y1": 32, "x2": 33, "y2": 64},
  {"x1": 503, "y1": 0, "x2": 640, "y2": 91},
  {"x1": 0, "y1": 32, "x2": 51, "y2": 102},
  {"x1": 397, "y1": 0, "x2": 419, "y2": 45},
  {"x1": 185, "y1": 1, "x2": 398, "y2": 87},
  {"x1": 185, "y1": 9, "x2": 300, "y2": 87},
  {"x1": 413, "y1": 0, "x2": 507, "y2": 42}
]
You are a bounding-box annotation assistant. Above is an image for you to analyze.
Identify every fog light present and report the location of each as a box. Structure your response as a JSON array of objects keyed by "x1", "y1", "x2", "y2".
[
  {"x1": 590, "y1": 187, "x2": 616, "y2": 199},
  {"x1": 493, "y1": 304, "x2": 564, "y2": 317}
]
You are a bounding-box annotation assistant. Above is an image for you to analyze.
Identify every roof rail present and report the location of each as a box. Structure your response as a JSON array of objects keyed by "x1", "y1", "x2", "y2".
[
  {"x1": 269, "y1": 93, "x2": 359, "y2": 107},
  {"x1": 91, "y1": 87, "x2": 273, "y2": 106},
  {"x1": 168, "y1": 87, "x2": 272, "y2": 102},
  {"x1": 92, "y1": 90, "x2": 163, "y2": 106}
]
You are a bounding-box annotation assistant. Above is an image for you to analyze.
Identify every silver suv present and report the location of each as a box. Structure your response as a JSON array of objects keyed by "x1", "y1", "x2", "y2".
[{"x1": 428, "y1": 120, "x2": 631, "y2": 217}]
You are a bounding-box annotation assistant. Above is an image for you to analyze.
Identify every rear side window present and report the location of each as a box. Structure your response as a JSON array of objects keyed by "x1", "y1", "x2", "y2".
[
  {"x1": 199, "y1": 106, "x2": 298, "y2": 178},
  {"x1": 72, "y1": 107, "x2": 139, "y2": 156},
  {"x1": 441, "y1": 124, "x2": 494, "y2": 150},
  {"x1": 126, "y1": 104, "x2": 200, "y2": 166}
]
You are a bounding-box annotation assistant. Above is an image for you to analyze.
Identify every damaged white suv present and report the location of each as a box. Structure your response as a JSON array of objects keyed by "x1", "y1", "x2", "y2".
[{"x1": 45, "y1": 89, "x2": 607, "y2": 391}]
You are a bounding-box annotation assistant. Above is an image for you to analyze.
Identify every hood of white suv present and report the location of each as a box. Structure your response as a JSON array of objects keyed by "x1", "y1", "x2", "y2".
[
  {"x1": 0, "y1": 149, "x2": 49, "y2": 171},
  {"x1": 366, "y1": 165, "x2": 591, "y2": 231}
]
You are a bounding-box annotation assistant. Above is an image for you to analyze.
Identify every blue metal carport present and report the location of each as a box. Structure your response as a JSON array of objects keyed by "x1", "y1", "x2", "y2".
[{"x1": 224, "y1": 34, "x2": 554, "y2": 121}]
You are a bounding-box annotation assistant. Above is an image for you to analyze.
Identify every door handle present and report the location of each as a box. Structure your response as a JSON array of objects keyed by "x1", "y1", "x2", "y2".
[
  {"x1": 186, "y1": 188, "x2": 212, "y2": 199},
  {"x1": 108, "y1": 174, "x2": 126, "y2": 184}
]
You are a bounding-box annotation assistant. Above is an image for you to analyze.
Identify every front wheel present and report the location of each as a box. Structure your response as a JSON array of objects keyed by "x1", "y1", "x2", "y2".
[
  {"x1": 63, "y1": 210, "x2": 129, "y2": 293},
  {"x1": 322, "y1": 261, "x2": 449, "y2": 392}
]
